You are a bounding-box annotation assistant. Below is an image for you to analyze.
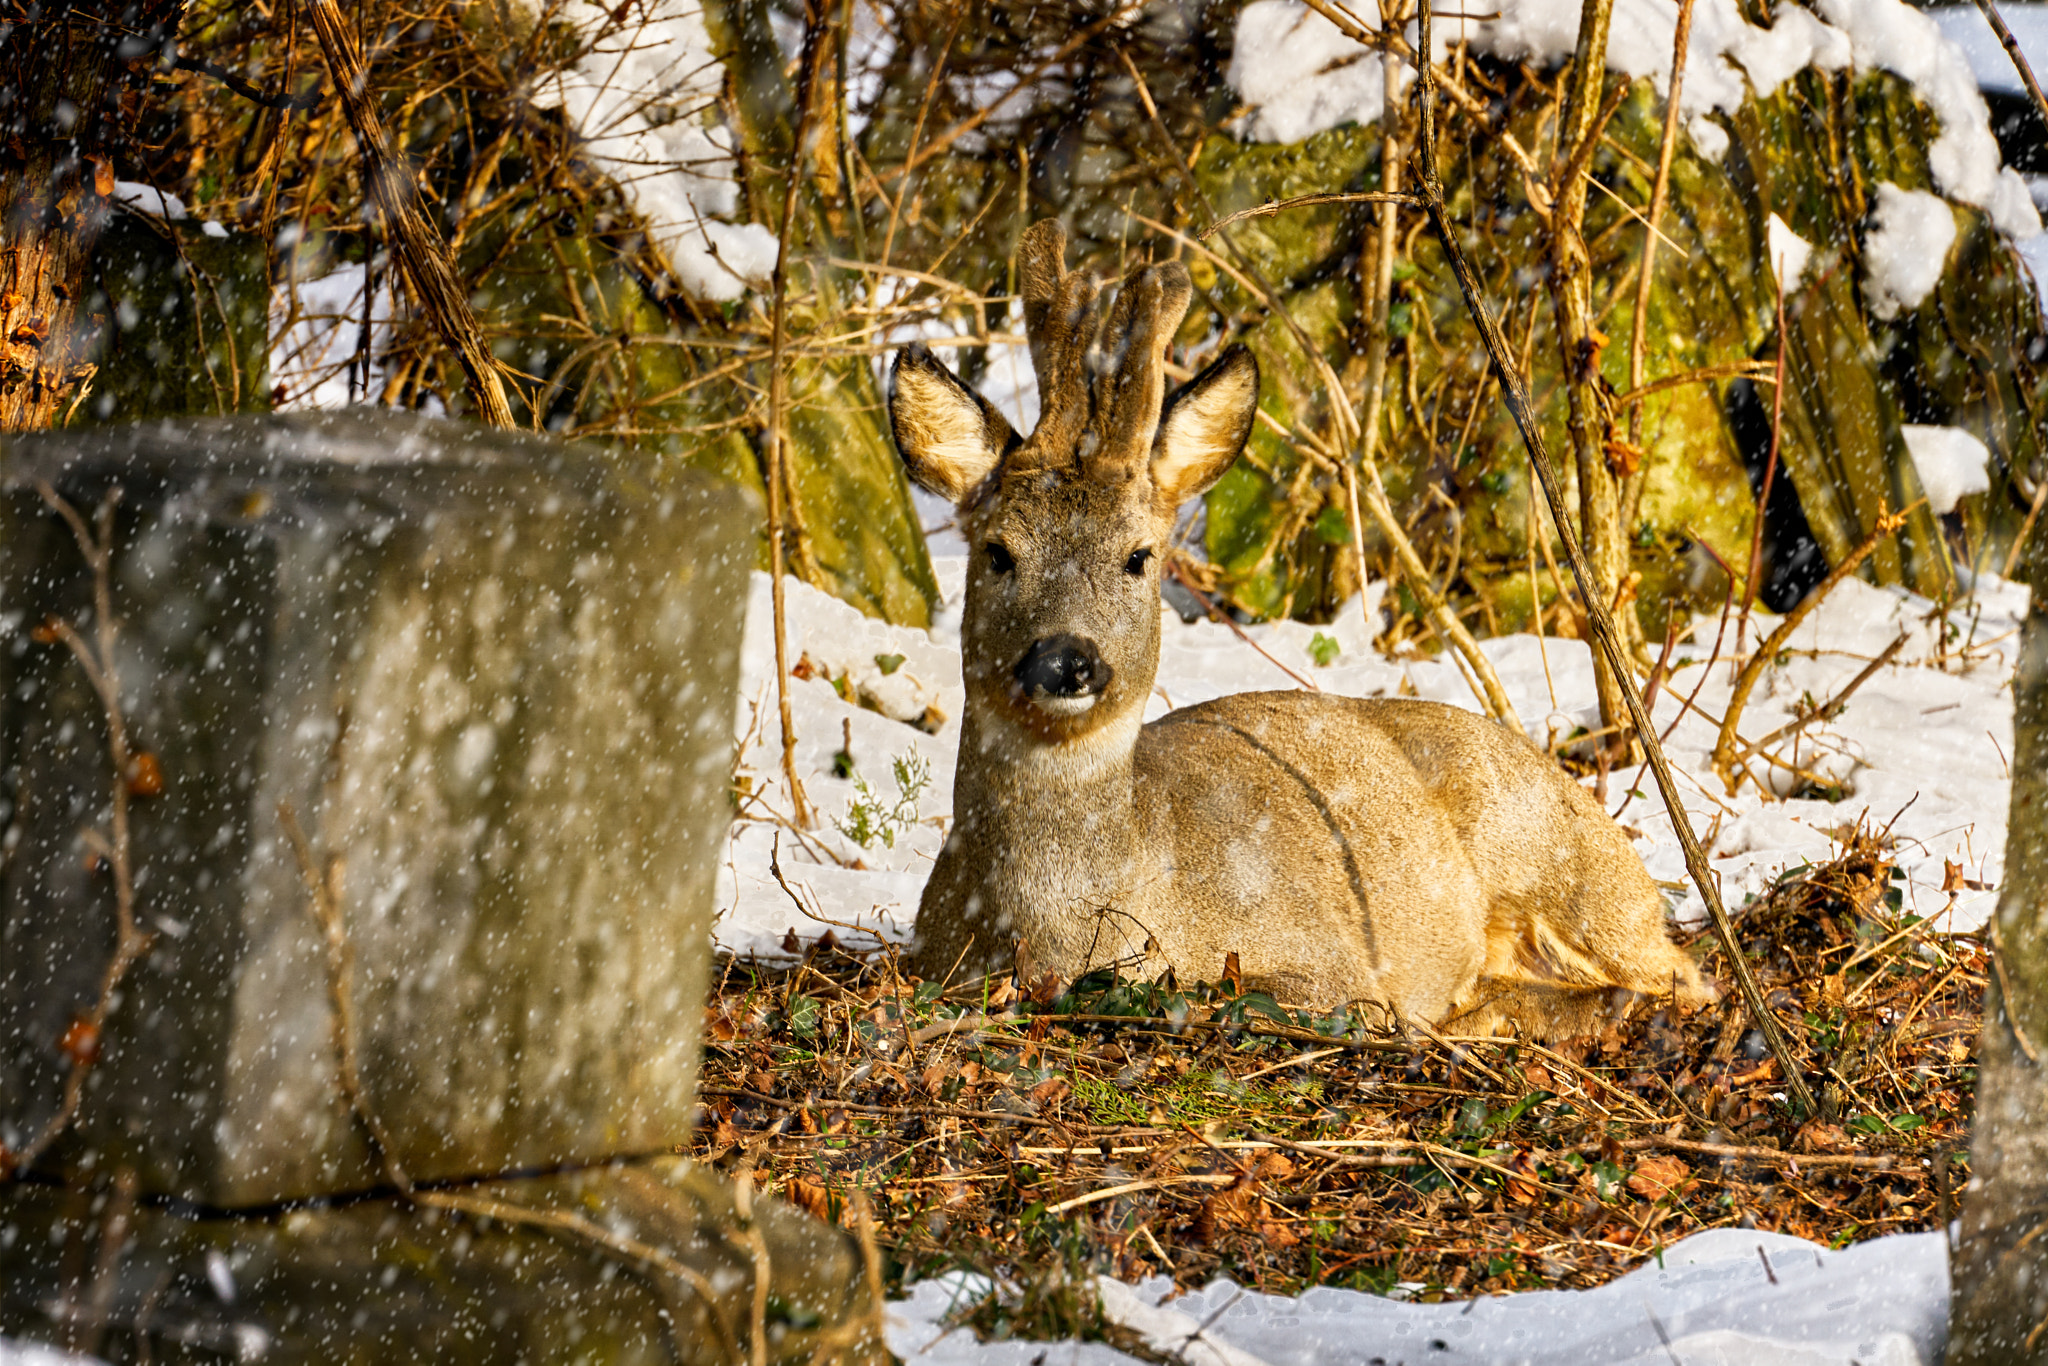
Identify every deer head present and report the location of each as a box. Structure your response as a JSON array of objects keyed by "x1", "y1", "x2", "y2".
[{"x1": 887, "y1": 220, "x2": 1260, "y2": 753}]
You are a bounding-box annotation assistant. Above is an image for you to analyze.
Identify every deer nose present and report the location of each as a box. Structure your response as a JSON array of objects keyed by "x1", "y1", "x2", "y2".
[{"x1": 1015, "y1": 634, "x2": 1112, "y2": 698}]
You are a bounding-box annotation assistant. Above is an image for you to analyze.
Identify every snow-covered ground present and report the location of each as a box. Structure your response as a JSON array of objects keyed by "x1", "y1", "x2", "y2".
[{"x1": 889, "y1": 1227, "x2": 1950, "y2": 1366}]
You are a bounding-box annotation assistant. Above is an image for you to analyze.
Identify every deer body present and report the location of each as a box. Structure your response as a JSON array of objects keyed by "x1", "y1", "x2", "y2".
[{"x1": 889, "y1": 222, "x2": 1708, "y2": 1039}]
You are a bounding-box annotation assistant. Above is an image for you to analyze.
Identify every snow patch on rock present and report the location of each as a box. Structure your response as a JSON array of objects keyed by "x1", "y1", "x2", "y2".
[
  {"x1": 1902, "y1": 423, "x2": 1993, "y2": 513},
  {"x1": 1769, "y1": 212, "x2": 1815, "y2": 286},
  {"x1": 1863, "y1": 182, "x2": 1961, "y2": 318},
  {"x1": 518, "y1": 1, "x2": 778, "y2": 302},
  {"x1": 1228, "y1": 0, "x2": 2039, "y2": 239}
]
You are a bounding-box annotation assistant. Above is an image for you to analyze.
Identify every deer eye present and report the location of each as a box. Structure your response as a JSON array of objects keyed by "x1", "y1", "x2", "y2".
[
  {"x1": 985, "y1": 541, "x2": 1015, "y2": 574},
  {"x1": 1124, "y1": 547, "x2": 1154, "y2": 576}
]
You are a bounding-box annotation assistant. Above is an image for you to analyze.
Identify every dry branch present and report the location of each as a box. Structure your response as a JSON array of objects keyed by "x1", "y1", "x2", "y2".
[
  {"x1": 1971, "y1": 0, "x2": 2048, "y2": 133},
  {"x1": 1408, "y1": 0, "x2": 1817, "y2": 1115},
  {"x1": 1620, "y1": 0, "x2": 1698, "y2": 534},
  {"x1": 1198, "y1": 191, "x2": 1418, "y2": 239},
  {"x1": 302, "y1": 0, "x2": 514, "y2": 428},
  {"x1": 762, "y1": 14, "x2": 831, "y2": 832}
]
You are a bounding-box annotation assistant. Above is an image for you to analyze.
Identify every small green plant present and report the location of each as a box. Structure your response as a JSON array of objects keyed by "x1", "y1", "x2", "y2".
[
  {"x1": 833, "y1": 749, "x2": 931, "y2": 849},
  {"x1": 1308, "y1": 632, "x2": 1341, "y2": 667}
]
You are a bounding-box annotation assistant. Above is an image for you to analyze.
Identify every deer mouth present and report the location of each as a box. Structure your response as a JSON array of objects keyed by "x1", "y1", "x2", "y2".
[{"x1": 1028, "y1": 693, "x2": 1100, "y2": 717}]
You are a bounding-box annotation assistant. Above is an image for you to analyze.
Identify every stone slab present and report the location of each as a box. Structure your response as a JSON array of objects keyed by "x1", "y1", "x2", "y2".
[{"x1": 0, "y1": 413, "x2": 754, "y2": 1205}]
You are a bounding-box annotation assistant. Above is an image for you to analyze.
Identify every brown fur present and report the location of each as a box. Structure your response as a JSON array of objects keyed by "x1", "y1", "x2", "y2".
[{"x1": 884, "y1": 221, "x2": 1711, "y2": 1040}]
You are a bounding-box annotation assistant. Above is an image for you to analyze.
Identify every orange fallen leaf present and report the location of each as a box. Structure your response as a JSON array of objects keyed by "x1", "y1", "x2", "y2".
[{"x1": 1626, "y1": 1153, "x2": 1691, "y2": 1201}]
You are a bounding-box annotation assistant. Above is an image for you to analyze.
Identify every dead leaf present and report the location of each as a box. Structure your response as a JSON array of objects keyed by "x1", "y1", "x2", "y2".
[
  {"x1": 1626, "y1": 1154, "x2": 1691, "y2": 1201},
  {"x1": 1028, "y1": 1075, "x2": 1070, "y2": 1108},
  {"x1": 58, "y1": 1016, "x2": 100, "y2": 1066},
  {"x1": 126, "y1": 751, "x2": 164, "y2": 797},
  {"x1": 1800, "y1": 1123, "x2": 1851, "y2": 1154},
  {"x1": 1505, "y1": 1150, "x2": 1542, "y2": 1205},
  {"x1": 786, "y1": 1175, "x2": 831, "y2": 1222},
  {"x1": 1252, "y1": 1153, "x2": 1295, "y2": 1181}
]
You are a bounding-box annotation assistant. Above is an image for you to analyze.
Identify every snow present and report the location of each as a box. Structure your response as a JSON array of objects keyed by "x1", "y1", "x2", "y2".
[
  {"x1": 1768, "y1": 212, "x2": 1815, "y2": 286},
  {"x1": 1816, "y1": 0, "x2": 2041, "y2": 236},
  {"x1": 722, "y1": 543, "x2": 2023, "y2": 956},
  {"x1": 0, "y1": 1345, "x2": 99, "y2": 1366},
  {"x1": 514, "y1": 1, "x2": 778, "y2": 302},
  {"x1": 1902, "y1": 424, "x2": 1994, "y2": 513},
  {"x1": 1227, "y1": 0, "x2": 2041, "y2": 238},
  {"x1": 1863, "y1": 183, "x2": 1961, "y2": 319},
  {"x1": 112, "y1": 180, "x2": 186, "y2": 220},
  {"x1": 888, "y1": 1228, "x2": 1951, "y2": 1365},
  {"x1": 1228, "y1": 2, "x2": 1393, "y2": 144},
  {"x1": 268, "y1": 262, "x2": 395, "y2": 411}
]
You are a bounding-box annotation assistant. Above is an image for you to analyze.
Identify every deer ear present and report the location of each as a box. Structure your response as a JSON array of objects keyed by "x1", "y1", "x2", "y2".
[
  {"x1": 888, "y1": 344, "x2": 1018, "y2": 504},
  {"x1": 1151, "y1": 346, "x2": 1259, "y2": 505}
]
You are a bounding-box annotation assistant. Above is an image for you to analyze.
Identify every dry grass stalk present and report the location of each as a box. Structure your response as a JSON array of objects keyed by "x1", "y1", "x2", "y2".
[
  {"x1": 763, "y1": 14, "x2": 837, "y2": 832},
  {"x1": 1406, "y1": 0, "x2": 1815, "y2": 1114},
  {"x1": 1146, "y1": 210, "x2": 1523, "y2": 729},
  {"x1": 1198, "y1": 191, "x2": 1417, "y2": 240}
]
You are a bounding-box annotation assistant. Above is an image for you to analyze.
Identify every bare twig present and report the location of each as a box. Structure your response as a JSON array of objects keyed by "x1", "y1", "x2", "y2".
[
  {"x1": 11, "y1": 485, "x2": 156, "y2": 1179},
  {"x1": 1131, "y1": 212, "x2": 1525, "y2": 730},
  {"x1": 418, "y1": 1187, "x2": 742, "y2": 1366},
  {"x1": 764, "y1": 14, "x2": 829, "y2": 831},
  {"x1": 732, "y1": 1163, "x2": 773, "y2": 1366},
  {"x1": 1972, "y1": 0, "x2": 2048, "y2": 133},
  {"x1": 1734, "y1": 628, "x2": 1908, "y2": 765},
  {"x1": 1737, "y1": 269, "x2": 1791, "y2": 659},
  {"x1": 1621, "y1": 0, "x2": 1698, "y2": 533},
  {"x1": 1198, "y1": 190, "x2": 1417, "y2": 239},
  {"x1": 278, "y1": 800, "x2": 413, "y2": 1195},
  {"x1": 1710, "y1": 504, "x2": 1916, "y2": 789},
  {"x1": 1166, "y1": 558, "x2": 1320, "y2": 691},
  {"x1": 1410, "y1": 0, "x2": 1816, "y2": 1114}
]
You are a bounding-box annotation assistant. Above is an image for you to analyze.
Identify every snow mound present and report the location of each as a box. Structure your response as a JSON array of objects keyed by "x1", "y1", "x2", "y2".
[
  {"x1": 1228, "y1": 1, "x2": 1395, "y2": 144},
  {"x1": 888, "y1": 1228, "x2": 1950, "y2": 1366},
  {"x1": 1769, "y1": 211, "x2": 1815, "y2": 286}
]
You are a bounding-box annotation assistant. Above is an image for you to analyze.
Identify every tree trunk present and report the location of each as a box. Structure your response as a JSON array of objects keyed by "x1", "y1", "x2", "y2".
[
  {"x1": 0, "y1": 10, "x2": 184, "y2": 431},
  {"x1": 1548, "y1": 0, "x2": 1647, "y2": 746},
  {"x1": 1949, "y1": 523, "x2": 2048, "y2": 1364}
]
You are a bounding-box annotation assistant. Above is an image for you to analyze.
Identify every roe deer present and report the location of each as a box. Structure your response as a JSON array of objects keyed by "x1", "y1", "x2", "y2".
[{"x1": 886, "y1": 220, "x2": 1710, "y2": 1039}]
